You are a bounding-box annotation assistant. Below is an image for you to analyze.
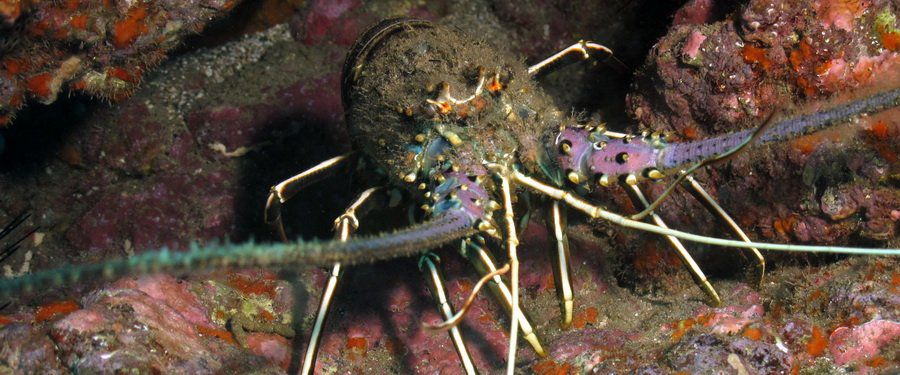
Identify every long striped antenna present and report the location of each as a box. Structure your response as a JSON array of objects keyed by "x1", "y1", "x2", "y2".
[{"x1": 0, "y1": 209, "x2": 475, "y2": 299}]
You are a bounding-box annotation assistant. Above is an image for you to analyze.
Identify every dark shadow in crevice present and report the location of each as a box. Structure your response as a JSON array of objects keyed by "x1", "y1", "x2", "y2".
[{"x1": 0, "y1": 94, "x2": 98, "y2": 175}]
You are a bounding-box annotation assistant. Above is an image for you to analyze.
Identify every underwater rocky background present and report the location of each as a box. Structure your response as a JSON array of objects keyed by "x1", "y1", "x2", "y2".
[{"x1": 0, "y1": 0, "x2": 898, "y2": 373}]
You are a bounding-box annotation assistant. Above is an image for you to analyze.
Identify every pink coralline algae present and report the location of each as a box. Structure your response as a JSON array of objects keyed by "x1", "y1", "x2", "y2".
[
  {"x1": 43, "y1": 274, "x2": 286, "y2": 373},
  {"x1": 829, "y1": 320, "x2": 900, "y2": 369},
  {"x1": 0, "y1": 0, "x2": 243, "y2": 125},
  {"x1": 815, "y1": 0, "x2": 870, "y2": 31},
  {"x1": 626, "y1": 0, "x2": 900, "y2": 253},
  {"x1": 300, "y1": 0, "x2": 364, "y2": 45},
  {"x1": 682, "y1": 30, "x2": 707, "y2": 61}
]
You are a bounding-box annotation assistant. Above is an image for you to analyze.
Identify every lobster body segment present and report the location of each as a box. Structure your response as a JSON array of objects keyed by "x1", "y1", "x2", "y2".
[{"x1": 343, "y1": 21, "x2": 563, "y2": 193}]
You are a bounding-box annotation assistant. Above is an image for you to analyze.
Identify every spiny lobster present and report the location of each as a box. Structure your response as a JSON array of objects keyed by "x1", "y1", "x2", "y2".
[{"x1": 1, "y1": 18, "x2": 898, "y2": 374}]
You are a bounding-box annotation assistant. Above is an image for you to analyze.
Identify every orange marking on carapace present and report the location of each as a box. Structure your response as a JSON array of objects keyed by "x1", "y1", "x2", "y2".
[
  {"x1": 487, "y1": 77, "x2": 503, "y2": 92},
  {"x1": 9, "y1": 92, "x2": 23, "y2": 107},
  {"x1": 472, "y1": 96, "x2": 487, "y2": 110},
  {"x1": 29, "y1": 19, "x2": 50, "y2": 37},
  {"x1": 54, "y1": 26, "x2": 69, "y2": 40},
  {"x1": 0, "y1": 1, "x2": 23, "y2": 20},
  {"x1": 455, "y1": 104, "x2": 469, "y2": 118},
  {"x1": 3, "y1": 59, "x2": 25, "y2": 75},
  {"x1": 70, "y1": 14, "x2": 88, "y2": 30},
  {"x1": 436, "y1": 101, "x2": 452, "y2": 114}
]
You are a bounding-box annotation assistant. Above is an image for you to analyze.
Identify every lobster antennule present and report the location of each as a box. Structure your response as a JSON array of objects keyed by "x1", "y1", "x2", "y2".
[
  {"x1": 660, "y1": 87, "x2": 900, "y2": 171},
  {"x1": 0, "y1": 209, "x2": 477, "y2": 299}
]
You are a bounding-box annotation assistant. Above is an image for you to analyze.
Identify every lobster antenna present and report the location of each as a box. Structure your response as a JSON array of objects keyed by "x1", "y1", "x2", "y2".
[
  {"x1": 508, "y1": 169, "x2": 900, "y2": 256},
  {"x1": 635, "y1": 86, "x2": 900, "y2": 220},
  {"x1": 0, "y1": 210, "x2": 476, "y2": 299},
  {"x1": 424, "y1": 263, "x2": 510, "y2": 331},
  {"x1": 630, "y1": 112, "x2": 776, "y2": 220}
]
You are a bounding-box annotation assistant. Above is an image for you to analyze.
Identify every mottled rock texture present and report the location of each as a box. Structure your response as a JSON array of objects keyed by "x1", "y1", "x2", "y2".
[{"x1": 0, "y1": 0, "x2": 897, "y2": 373}]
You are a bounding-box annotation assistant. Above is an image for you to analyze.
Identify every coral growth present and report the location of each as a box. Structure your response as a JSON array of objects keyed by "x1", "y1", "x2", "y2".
[{"x1": 0, "y1": 0, "x2": 243, "y2": 125}]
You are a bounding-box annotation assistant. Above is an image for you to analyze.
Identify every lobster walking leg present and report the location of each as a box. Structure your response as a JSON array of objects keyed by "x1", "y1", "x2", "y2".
[
  {"x1": 420, "y1": 253, "x2": 479, "y2": 375},
  {"x1": 682, "y1": 175, "x2": 765, "y2": 287},
  {"x1": 623, "y1": 183, "x2": 722, "y2": 305},
  {"x1": 464, "y1": 240, "x2": 546, "y2": 356},
  {"x1": 498, "y1": 172, "x2": 521, "y2": 375},
  {"x1": 546, "y1": 201, "x2": 575, "y2": 327},
  {"x1": 300, "y1": 187, "x2": 380, "y2": 375},
  {"x1": 264, "y1": 154, "x2": 352, "y2": 242},
  {"x1": 527, "y1": 41, "x2": 615, "y2": 76},
  {"x1": 509, "y1": 169, "x2": 895, "y2": 255}
]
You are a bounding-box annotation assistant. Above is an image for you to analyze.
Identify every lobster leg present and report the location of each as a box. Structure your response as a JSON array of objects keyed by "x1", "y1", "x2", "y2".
[
  {"x1": 463, "y1": 240, "x2": 546, "y2": 356},
  {"x1": 527, "y1": 41, "x2": 617, "y2": 76},
  {"x1": 497, "y1": 173, "x2": 521, "y2": 375},
  {"x1": 623, "y1": 183, "x2": 722, "y2": 306},
  {"x1": 546, "y1": 201, "x2": 575, "y2": 327},
  {"x1": 264, "y1": 154, "x2": 352, "y2": 242},
  {"x1": 300, "y1": 187, "x2": 380, "y2": 375},
  {"x1": 683, "y1": 175, "x2": 765, "y2": 287},
  {"x1": 420, "y1": 253, "x2": 479, "y2": 375},
  {"x1": 506, "y1": 169, "x2": 894, "y2": 255}
]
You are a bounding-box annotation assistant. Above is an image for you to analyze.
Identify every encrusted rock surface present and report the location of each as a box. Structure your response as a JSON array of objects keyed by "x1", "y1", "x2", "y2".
[
  {"x1": 0, "y1": 0, "x2": 244, "y2": 125},
  {"x1": 0, "y1": 0, "x2": 897, "y2": 373}
]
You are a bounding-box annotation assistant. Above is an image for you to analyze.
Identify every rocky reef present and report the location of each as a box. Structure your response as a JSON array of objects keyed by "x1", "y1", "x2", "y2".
[
  {"x1": 626, "y1": 0, "x2": 899, "y2": 248},
  {"x1": 0, "y1": 0, "x2": 244, "y2": 125},
  {"x1": 0, "y1": 0, "x2": 897, "y2": 373}
]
